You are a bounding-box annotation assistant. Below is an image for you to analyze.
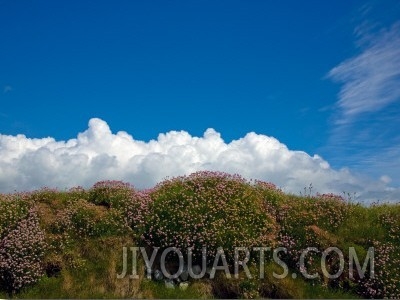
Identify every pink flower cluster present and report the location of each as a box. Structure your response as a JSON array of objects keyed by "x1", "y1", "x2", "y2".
[
  {"x1": 0, "y1": 195, "x2": 30, "y2": 236},
  {"x1": 0, "y1": 208, "x2": 47, "y2": 293},
  {"x1": 53, "y1": 199, "x2": 126, "y2": 238},
  {"x1": 358, "y1": 240, "x2": 400, "y2": 298},
  {"x1": 274, "y1": 194, "x2": 351, "y2": 280},
  {"x1": 277, "y1": 194, "x2": 349, "y2": 236},
  {"x1": 50, "y1": 181, "x2": 150, "y2": 239},
  {"x1": 357, "y1": 208, "x2": 400, "y2": 298},
  {"x1": 142, "y1": 171, "x2": 277, "y2": 264},
  {"x1": 88, "y1": 180, "x2": 151, "y2": 235}
]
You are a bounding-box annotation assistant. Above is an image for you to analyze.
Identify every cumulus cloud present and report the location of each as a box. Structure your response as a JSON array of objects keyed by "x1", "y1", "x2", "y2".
[
  {"x1": 328, "y1": 22, "x2": 400, "y2": 123},
  {"x1": 0, "y1": 118, "x2": 399, "y2": 203}
]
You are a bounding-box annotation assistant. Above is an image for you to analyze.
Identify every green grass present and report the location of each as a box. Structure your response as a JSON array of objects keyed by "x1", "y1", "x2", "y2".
[{"x1": 140, "y1": 280, "x2": 213, "y2": 299}]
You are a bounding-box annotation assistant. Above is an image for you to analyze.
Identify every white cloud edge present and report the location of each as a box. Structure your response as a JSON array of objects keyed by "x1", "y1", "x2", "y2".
[{"x1": 0, "y1": 118, "x2": 398, "y2": 203}]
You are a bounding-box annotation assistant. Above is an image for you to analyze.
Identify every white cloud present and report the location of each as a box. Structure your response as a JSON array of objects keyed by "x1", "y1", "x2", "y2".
[
  {"x1": 1, "y1": 118, "x2": 399, "y2": 203},
  {"x1": 324, "y1": 21, "x2": 400, "y2": 189},
  {"x1": 328, "y1": 22, "x2": 400, "y2": 123}
]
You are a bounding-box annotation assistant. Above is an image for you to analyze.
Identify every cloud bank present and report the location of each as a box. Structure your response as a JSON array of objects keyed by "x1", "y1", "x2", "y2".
[{"x1": 0, "y1": 118, "x2": 398, "y2": 203}]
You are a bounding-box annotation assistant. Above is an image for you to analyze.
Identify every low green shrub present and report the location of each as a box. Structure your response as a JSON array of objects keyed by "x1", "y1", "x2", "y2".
[
  {"x1": 88, "y1": 180, "x2": 134, "y2": 208},
  {"x1": 53, "y1": 199, "x2": 128, "y2": 238}
]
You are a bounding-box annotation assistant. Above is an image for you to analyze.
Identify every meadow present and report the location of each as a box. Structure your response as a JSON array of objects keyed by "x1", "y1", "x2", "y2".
[{"x1": 0, "y1": 171, "x2": 399, "y2": 298}]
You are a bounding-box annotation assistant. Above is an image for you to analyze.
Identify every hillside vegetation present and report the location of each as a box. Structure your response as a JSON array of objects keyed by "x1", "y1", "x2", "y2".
[{"x1": 0, "y1": 171, "x2": 399, "y2": 298}]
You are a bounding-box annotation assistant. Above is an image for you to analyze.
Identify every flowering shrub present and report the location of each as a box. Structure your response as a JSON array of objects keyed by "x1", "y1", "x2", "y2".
[
  {"x1": 276, "y1": 194, "x2": 348, "y2": 246},
  {"x1": 272, "y1": 194, "x2": 351, "y2": 287},
  {"x1": 357, "y1": 209, "x2": 400, "y2": 298},
  {"x1": 379, "y1": 207, "x2": 400, "y2": 244},
  {"x1": 53, "y1": 199, "x2": 128, "y2": 238},
  {"x1": 88, "y1": 180, "x2": 150, "y2": 236},
  {"x1": 253, "y1": 180, "x2": 285, "y2": 217},
  {"x1": 258, "y1": 190, "x2": 349, "y2": 279},
  {"x1": 29, "y1": 187, "x2": 60, "y2": 204},
  {"x1": 314, "y1": 194, "x2": 349, "y2": 231},
  {"x1": 50, "y1": 181, "x2": 150, "y2": 240},
  {"x1": 358, "y1": 240, "x2": 400, "y2": 298},
  {"x1": 0, "y1": 195, "x2": 31, "y2": 237},
  {"x1": 0, "y1": 175, "x2": 399, "y2": 298},
  {"x1": 142, "y1": 171, "x2": 277, "y2": 264},
  {"x1": 0, "y1": 209, "x2": 47, "y2": 293},
  {"x1": 68, "y1": 186, "x2": 89, "y2": 202},
  {"x1": 279, "y1": 195, "x2": 348, "y2": 233},
  {"x1": 89, "y1": 180, "x2": 134, "y2": 208},
  {"x1": 124, "y1": 189, "x2": 151, "y2": 236}
]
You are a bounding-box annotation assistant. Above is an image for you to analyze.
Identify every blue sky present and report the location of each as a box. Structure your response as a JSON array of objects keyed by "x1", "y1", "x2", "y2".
[{"x1": 1, "y1": 1, "x2": 400, "y2": 201}]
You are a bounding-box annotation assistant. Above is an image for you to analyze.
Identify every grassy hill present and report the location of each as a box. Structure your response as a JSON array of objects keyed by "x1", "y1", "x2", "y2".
[{"x1": 0, "y1": 171, "x2": 399, "y2": 298}]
